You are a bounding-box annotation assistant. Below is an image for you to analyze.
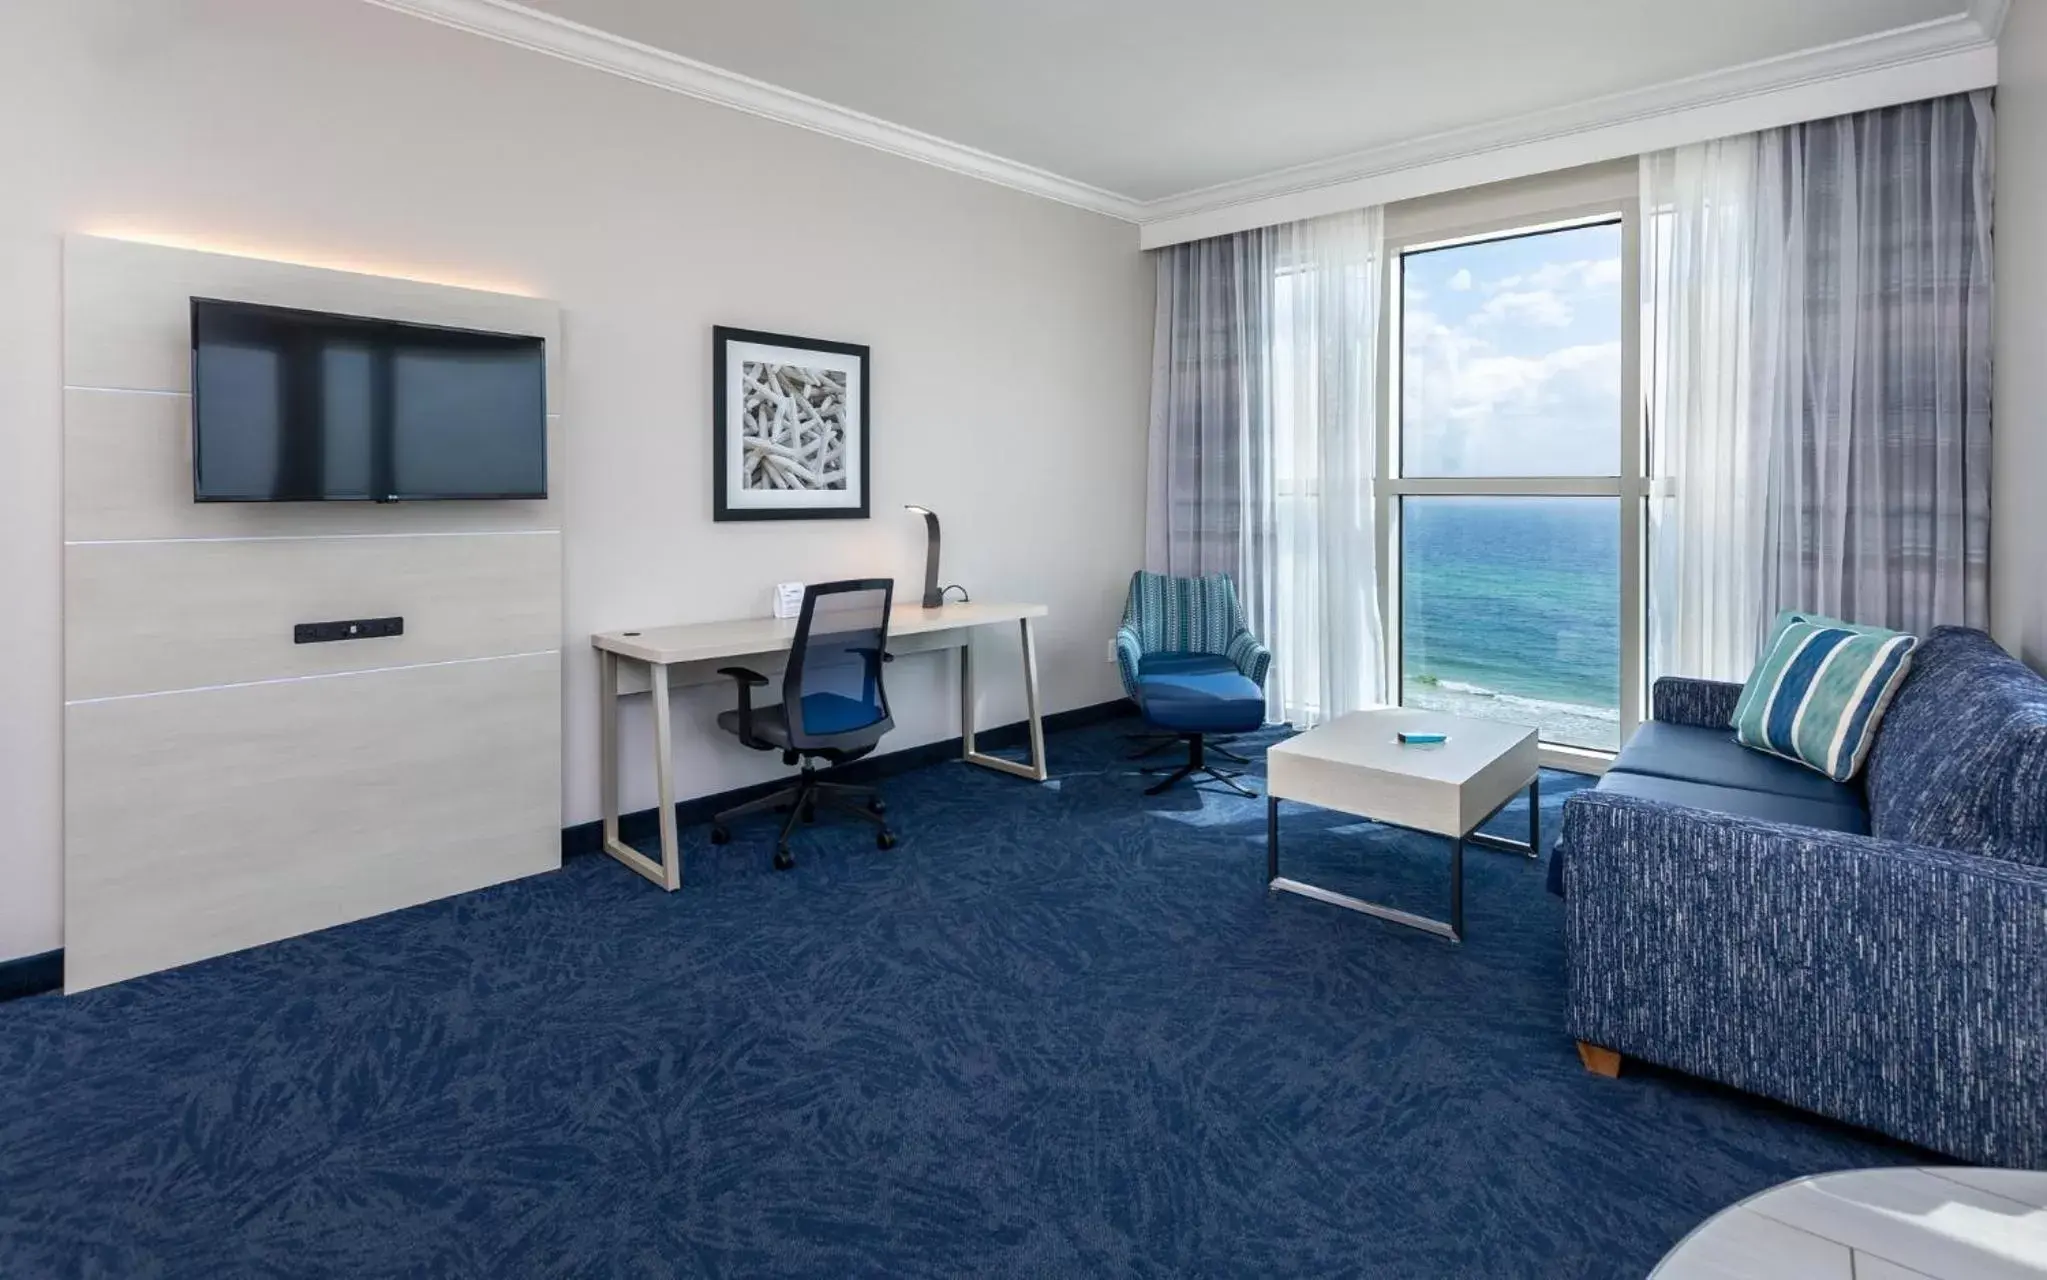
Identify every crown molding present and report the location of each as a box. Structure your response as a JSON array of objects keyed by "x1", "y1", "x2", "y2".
[
  {"x1": 1139, "y1": 11, "x2": 2000, "y2": 246},
  {"x1": 357, "y1": 0, "x2": 1147, "y2": 222},
  {"x1": 359, "y1": 0, "x2": 2000, "y2": 247}
]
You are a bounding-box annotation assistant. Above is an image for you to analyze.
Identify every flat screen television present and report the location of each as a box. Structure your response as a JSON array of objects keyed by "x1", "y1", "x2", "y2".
[{"x1": 190, "y1": 298, "x2": 548, "y2": 502}]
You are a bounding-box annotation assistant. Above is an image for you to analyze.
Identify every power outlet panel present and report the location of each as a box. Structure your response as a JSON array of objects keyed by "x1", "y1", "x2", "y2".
[{"x1": 294, "y1": 616, "x2": 404, "y2": 645}]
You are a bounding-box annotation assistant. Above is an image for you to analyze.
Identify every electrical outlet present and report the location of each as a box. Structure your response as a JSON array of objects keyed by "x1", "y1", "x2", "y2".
[{"x1": 1106, "y1": 638, "x2": 1118, "y2": 663}]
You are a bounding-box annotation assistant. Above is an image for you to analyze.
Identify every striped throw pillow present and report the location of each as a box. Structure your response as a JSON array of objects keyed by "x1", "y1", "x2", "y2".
[{"x1": 1731, "y1": 614, "x2": 1918, "y2": 782}]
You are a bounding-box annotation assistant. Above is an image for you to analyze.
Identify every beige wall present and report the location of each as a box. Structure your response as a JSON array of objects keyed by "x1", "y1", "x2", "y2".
[
  {"x1": 0, "y1": 0, "x2": 1152, "y2": 962},
  {"x1": 1997, "y1": 6, "x2": 2047, "y2": 672}
]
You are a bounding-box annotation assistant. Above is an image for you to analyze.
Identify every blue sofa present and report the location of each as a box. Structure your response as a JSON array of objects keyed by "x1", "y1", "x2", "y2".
[{"x1": 1554, "y1": 627, "x2": 2047, "y2": 1168}]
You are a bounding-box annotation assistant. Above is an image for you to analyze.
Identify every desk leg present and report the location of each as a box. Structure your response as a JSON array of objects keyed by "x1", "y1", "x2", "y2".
[
  {"x1": 961, "y1": 618, "x2": 1049, "y2": 782},
  {"x1": 649, "y1": 662, "x2": 681, "y2": 890},
  {"x1": 601, "y1": 655, "x2": 684, "y2": 892},
  {"x1": 599, "y1": 650, "x2": 620, "y2": 849}
]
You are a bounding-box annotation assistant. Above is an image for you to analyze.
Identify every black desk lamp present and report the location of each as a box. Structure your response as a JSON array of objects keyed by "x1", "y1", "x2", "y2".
[{"x1": 905, "y1": 505, "x2": 944, "y2": 607}]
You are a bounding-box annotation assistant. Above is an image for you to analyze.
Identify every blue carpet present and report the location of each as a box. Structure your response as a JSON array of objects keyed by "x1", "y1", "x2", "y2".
[{"x1": 0, "y1": 720, "x2": 1927, "y2": 1278}]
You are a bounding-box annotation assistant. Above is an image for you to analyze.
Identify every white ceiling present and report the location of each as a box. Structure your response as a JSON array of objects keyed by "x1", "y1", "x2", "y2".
[{"x1": 519, "y1": 0, "x2": 1967, "y2": 202}]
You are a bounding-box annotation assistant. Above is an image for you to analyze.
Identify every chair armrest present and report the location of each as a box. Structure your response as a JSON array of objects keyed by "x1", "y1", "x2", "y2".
[
  {"x1": 1226, "y1": 630, "x2": 1272, "y2": 690},
  {"x1": 1651, "y1": 675, "x2": 1743, "y2": 727},
  {"x1": 1560, "y1": 788, "x2": 2047, "y2": 1166},
  {"x1": 718, "y1": 666, "x2": 770, "y2": 747},
  {"x1": 1114, "y1": 626, "x2": 1144, "y2": 700}
]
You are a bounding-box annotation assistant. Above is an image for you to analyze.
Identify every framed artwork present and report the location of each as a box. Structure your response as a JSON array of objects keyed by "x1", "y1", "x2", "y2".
[{"x1": 713, "y1": 325, "x2": 870, "y2": 521}]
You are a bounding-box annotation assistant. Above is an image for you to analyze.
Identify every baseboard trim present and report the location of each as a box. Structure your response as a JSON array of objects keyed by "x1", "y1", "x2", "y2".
[
  {"x1": 561, "y1": 698, "x2": 1138, "y2": 860},
  {"x1": 0, "y1": 950, "x2": 64, "y2": 1003}
]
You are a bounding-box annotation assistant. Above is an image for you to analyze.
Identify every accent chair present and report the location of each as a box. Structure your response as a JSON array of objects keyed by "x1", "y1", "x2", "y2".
[{"x1": 1114, "y1": 570, "x2": 1272, "y2": 795}]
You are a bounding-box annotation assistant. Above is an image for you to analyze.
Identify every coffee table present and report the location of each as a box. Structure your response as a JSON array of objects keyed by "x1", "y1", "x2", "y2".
[{"x1": 1265, "y1": 707, "x2": 1540, "y2": 941}]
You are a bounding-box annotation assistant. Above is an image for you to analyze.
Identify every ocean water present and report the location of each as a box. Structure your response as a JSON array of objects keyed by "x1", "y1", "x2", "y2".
[{"x1": 1401, "y1": 496, "x2": 1621, "y2": 750}]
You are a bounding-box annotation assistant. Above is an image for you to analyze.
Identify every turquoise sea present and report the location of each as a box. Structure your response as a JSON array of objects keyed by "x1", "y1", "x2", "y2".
[{"x1": 1401, "y1": 496, "x2": 1621, "y2": 750}]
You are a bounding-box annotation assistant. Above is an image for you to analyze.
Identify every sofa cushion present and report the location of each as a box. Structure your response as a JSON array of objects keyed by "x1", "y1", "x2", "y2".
[
  {"x1": 1136, "y1": 668, "x2": 1265, "y2": 734},
  {"x1": 1730, "y1": 613, "x2": 1918, "y2": 782},
  {"x1": 1862, "y1": 626, "x2": 2047, "y2": 868},
  {"x1": 1591, "y1": 771, "x2": 1869, "y2": 834},
  {"x1": 1612, "y1": 721, "x2": 1864, "y2": 808}
]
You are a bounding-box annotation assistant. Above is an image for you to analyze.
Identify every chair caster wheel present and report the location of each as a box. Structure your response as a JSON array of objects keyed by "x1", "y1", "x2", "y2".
[
  {"x1": 876, "y1": 829, "x2": 897, "y2": 851},
  {"x1": 868, "y1": 797, "x2": 886, "y2": 815},
  {"x1": 773, "y1": 846, "x2": 795, "y2": 871},
  {"x1": 709, "y1": 825, "x2": 731, "y2": 846}
]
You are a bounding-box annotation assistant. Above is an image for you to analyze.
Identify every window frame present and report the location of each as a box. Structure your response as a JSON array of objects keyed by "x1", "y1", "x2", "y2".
[{"x1": 1375, "y1": 194, "x2": 1646, "y2": 773}]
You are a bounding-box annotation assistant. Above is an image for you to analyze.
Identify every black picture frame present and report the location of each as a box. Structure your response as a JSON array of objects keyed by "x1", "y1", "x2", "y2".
[{"x1": 712, "y1": 325, "x2": 871, "y2": 522}]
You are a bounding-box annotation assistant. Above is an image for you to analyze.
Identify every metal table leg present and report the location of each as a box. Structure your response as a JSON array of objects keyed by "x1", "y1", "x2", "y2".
[
  {"x1": 1466, "y1": 774, "x2": 1542, "y2": 859},
  {"x1": 1267, "y1": 796, "x2": 1465, "y2": 943}
]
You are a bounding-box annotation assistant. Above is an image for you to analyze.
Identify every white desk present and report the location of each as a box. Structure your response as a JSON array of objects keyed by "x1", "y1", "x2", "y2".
[{"x1": 592, "y1": 601, "x2": 1049, "y2": 890}]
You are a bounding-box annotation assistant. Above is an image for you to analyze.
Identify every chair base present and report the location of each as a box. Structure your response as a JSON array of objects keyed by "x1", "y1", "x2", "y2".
[
  {"x1": 1141, "y1": 733, "x2": 1258, "y2": 798},
  {"x1": 711, "y1": 764, "x2": 895, "y2": 870},
  {"x1": 1125, "y1": 730, "x2": 1251, "y2": 764}
]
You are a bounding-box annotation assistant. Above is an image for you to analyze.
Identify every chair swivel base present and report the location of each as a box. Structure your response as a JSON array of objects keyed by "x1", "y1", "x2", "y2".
[
  {"x1": 1142, "y1": 733, "x2": 1258, "y2": 798},
  {"x1": 710, "y1": 766, "x2": 896, "y2": 870},
  {"x1": 1125, "y1": 731, "x2": 1252, "y2": 764}
]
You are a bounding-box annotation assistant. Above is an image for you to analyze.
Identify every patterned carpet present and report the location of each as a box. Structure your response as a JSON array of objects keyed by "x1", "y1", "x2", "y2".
[{"x1": 0, "y1": 719, "x2": 1928, "y2": 1278}]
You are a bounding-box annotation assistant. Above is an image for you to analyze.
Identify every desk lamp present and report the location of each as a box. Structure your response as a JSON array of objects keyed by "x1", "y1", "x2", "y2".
[{"x1": 904, "y1": 505, "x2": 944, "y2": 608}]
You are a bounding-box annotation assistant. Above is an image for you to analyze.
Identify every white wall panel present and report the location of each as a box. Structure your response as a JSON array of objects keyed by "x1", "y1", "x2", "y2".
[
  {"x1": 65, "y1": 532, "x2": 562, "y2": 701},
  {"x1": 64, "y1": 653, "x2": 560, "y2": 991},
  {"x1": 59, "y1": 235, "x2": 565, "y2": 986}
]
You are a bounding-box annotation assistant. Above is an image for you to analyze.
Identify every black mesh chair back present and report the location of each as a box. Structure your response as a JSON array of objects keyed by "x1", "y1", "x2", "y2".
[{"x1": 782, "y1": 579, "x2": 895, "y2": 753}]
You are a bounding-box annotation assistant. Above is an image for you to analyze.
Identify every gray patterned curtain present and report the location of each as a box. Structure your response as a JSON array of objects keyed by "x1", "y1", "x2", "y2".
[
  {"x1": 1754, "y1": 90, "x2": 1995, "y2": 635},
  {"x1": 1144, "y1": 233, "x2": 1270, "y2": 578}
]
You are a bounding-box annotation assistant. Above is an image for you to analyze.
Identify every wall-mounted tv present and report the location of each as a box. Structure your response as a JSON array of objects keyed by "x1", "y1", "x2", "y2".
[{"x1": 190, "y1": 298, "x2": 548, "y2": 502}]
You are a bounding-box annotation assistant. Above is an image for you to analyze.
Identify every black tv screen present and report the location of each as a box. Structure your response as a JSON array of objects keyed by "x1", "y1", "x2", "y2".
[{"x1": 191, "y1": 298, "x2": 547, "y2": 502}]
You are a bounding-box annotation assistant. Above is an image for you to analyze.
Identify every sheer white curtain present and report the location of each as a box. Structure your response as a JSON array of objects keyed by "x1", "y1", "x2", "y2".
[
  {"x1": 1147, "y1": 208, "x2": 1386, "y2": 726},
  {"x1": 1642, "y1": 135, "x2": 1774, "y2": 681},
  {"x1": 1643, "y1": 91, "x2": 1993, "y2": 681}
]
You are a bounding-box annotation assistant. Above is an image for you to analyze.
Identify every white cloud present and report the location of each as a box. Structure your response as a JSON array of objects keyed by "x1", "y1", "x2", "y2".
[
  {"x1": 1487, "y1": 256, "x2": 1621, "y2": 295},
  {"x1": 1475, "y1": 288, "x2": 1571, "y2": 329},
  {"x1": 1401, "y1": 300, "x2": 1620, "y2": 474},
  {"x1": 1448, "y1": 268, "x2": 1473, "y2": 292}
]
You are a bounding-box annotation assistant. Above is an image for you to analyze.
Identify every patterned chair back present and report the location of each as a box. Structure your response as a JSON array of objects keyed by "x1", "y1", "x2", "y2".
[{"x1": 1123, "y1": 571, "x2": 1248, "y2": 657}]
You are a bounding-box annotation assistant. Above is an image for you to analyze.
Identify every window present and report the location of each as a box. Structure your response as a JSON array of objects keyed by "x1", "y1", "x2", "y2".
[{"x1": 1387, "y1": 216, "x2": 1643, "y2": 756}]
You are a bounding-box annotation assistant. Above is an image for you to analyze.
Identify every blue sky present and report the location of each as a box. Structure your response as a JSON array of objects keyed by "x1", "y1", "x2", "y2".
[{"x1": 1400, "y1": 222, "x2": 1621, "y2": 476}]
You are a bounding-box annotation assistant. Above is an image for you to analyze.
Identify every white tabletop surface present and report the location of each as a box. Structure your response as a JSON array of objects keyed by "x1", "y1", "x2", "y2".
[
  {"x1": 1654, "y1": 1167, "x2": 2047, "y2": 1280},
  {"x1": 1268, "y1": 706, "x2": 1536, "y2": 783},
  {"x1": 1266, "y1": 706, "x2": 1539, "y2": 837},
  {"x1": 591, "y1": 600, "x2": 1047, "y2": 665}
]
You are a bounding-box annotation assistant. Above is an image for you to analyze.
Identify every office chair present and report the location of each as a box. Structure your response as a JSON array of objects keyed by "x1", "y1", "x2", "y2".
[{"x1": 710, "y1": 579, "x2": 899, "y2": 870}]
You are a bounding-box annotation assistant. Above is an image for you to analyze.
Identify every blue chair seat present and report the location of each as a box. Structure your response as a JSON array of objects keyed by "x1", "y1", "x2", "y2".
[
  {"x1": 1136, "y1": 668, "x2": 1265, "y2": 735},
  {"x1": 715, "y1": 692, "x2": 880, "y2": 748},
  {"x1": 1137, "y1": 652, "x2": 1243, "y2": 680}
]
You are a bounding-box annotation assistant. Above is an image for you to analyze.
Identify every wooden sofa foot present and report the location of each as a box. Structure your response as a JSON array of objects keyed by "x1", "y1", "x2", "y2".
[{"x1": 1576, "y1": 1041, "x2": 1622, "y2": 1078}]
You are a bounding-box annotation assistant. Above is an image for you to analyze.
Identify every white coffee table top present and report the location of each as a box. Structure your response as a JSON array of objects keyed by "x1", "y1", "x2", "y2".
[
  {"x1": 1267, "y1": 706, "x2": 1538, "y2": 837},
  {"x1": 1654, "y1": 1167, "x2": 2047, "y2": 1280}
]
